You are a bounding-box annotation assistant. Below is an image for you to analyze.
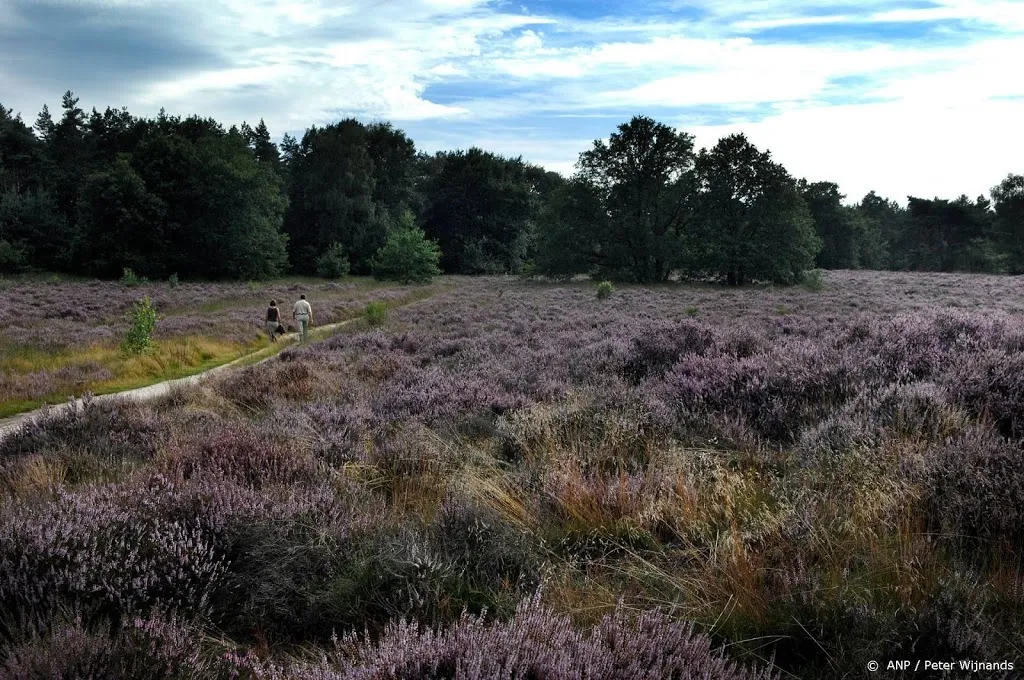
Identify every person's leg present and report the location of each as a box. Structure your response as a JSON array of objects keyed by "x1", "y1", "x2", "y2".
[{"x1": 300, "y1": 318, "x2": 308, "y2": 342}]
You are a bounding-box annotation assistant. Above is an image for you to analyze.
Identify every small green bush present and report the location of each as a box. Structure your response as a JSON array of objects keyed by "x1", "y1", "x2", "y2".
[
  {"x1": 167, "y1": 272, "x2": 179, "y2": 288},
  {"x1": 596, "y1": 281, "x2": 614, "y2": 299},
  {"x1": 121, "y1": 296, "x2": 157, "y2": 356},
  {"x1": 315, "y1": 242, "x2": 350, "y2": 279},
  {"x1": 366, "y1": 302, "x2": 387, "y2": 327},
  {"x1": 518, "y1": 260, "x2": 538, "y2": 281},
  {"x1": 802, "y1": 268, "x2": 825, "y2": 292},
  {"x1": 370, "y1": 210, "x2": 442, "y2": 284},
  {"x1": 685, "y1": 306, "x2": 699, "y2": 317},
  {"x1": 119, "y1": 267, "x2": 147, "y2": 287}
]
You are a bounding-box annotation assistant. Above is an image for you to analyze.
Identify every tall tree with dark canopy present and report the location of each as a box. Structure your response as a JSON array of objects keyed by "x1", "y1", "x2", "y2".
[
  {"x1": 799, "y1": 179, "x2": 858, "y2": 269},
  {"x1": 897, "y1": 195, "x2": 997, "y2": 272},
  {"x1": 575, "y1": 115, "x2": 695, "y2": 282},
  {"x1": 49, "y1": 91, "x2": 90, "y2": 223},
  {"x1": 535, "y1": 177, "x2": 607, "y2": 280},
  {"x1": 76, "y1": 154, "x2": 168, "y2": 278},
  {"x1": 0, "y1": 104, "x2": 67, "y2": 272},
  {"x1": 691, "y1": 133, "x2": 820, "y2": 284},
  {"x1": 128, "y1": 115, "x2": 289, "y2": 279},
  {"x1": 283, "y1": 120, "x2": 378, "y2": 273},
  {"x1": 365, "y1": 122, "x2": 418, "y2": 219},
  {"x1": 855, "y1": 191, "x2": 904, "y2": 268},
  {"x1": 420, "y1": 147, "x2": 536, "y2": 274},
  {"x1": 993, "y1": 174, "x2": 1024, "y2": 274},
  {"x1": 243, "y1": 119, "x2": 281, "y2": 172}
]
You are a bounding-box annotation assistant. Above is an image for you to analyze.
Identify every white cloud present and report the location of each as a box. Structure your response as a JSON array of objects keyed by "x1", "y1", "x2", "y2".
[
  {"x1": 513, "y1": 29, "x2": 543, "y2": 51},
  {"x1": 687, "y1": 98, "x2": 1024, "y2": 204},
  {"x1": 5, "y1": 0, "x2": 1024, "y2": 203}
]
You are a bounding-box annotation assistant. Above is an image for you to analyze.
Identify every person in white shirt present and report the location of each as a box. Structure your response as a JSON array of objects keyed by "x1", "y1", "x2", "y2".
[{"x1": 292, "y1": 294, "x2": 313, "y2": 342}]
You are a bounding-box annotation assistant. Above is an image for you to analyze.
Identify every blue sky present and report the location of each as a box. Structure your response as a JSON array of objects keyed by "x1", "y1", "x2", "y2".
[{"x1": 1, "y1": 0, "x2": 1022, "y2": 204}]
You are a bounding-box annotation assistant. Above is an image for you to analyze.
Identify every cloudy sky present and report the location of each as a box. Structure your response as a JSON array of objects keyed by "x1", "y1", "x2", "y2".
[{"x1": 2, "y1": 0, "x2": 1022, "y2": 204}]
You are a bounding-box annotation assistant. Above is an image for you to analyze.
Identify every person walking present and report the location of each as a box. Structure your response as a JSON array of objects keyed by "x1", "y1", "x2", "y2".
[
  {"x1": 265, "y1": 300, "x2": 283, "y2": 342},
  {"x1": 293, "y1": 294, "x2": 313, "y2": 342}
]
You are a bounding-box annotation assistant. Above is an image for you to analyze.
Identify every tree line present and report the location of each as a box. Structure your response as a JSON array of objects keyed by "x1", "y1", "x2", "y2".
[{"x1": 1, "y1": 92, "x2": 1022, "y2": 283}]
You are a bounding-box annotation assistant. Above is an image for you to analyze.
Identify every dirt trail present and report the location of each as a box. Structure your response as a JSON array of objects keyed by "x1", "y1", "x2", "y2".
[{"x1": 0, "y1": 318, "x2": 355, "y2": 443}]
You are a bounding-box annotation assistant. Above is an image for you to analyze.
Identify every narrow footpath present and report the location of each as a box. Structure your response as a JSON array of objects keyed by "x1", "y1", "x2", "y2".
[{"x1": 0, "y1": 318, "x2": 356, "y2": 443}]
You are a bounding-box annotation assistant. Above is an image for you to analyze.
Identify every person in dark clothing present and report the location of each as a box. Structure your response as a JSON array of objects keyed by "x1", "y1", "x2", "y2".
[{"x1": 265, "y1": 300, "x2": 283, "y2": 341}]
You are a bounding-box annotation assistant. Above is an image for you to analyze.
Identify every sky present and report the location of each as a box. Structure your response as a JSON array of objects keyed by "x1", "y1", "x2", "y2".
[{"x1": 1, "y1": 0, "x2": 1022, "y2": 205}]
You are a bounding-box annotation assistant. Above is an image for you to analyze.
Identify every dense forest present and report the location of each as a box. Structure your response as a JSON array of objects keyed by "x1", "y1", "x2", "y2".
[{"x1": 1, "y1": 91, "x2": 1022, "y2": 283}]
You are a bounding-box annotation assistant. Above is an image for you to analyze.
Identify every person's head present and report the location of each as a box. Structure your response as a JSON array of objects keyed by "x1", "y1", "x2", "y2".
[
  {"x1": 300, "y1": 294, "x2": 306, "y2": 300},
  {"x1": 270, "y1": 300, "x2": 277, "y2": 307}
]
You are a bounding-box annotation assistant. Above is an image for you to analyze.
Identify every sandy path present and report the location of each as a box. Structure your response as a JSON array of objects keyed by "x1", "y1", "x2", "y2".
[{"x1": 0, "y1": 319, "x2": 355, "y2": 443}]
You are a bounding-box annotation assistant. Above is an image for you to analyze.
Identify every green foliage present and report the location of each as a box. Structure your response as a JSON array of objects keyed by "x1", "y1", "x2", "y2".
[
  {"x1": 419, "y1": 148, "x2": 539, "y2": 274},
  {"x1": 799, "y1": 180, "x2": 858, "y2": 269},
  {"x1": 119, "y1": 267, "x2": 148, "y2": 287},
  {"x1": 370, "y1": 213, "x2": 442, "y2": 284},
  {"x1": 891, "y1": 195, "x2": 997, "y2": 272},
  {"x1": 0, "y1": 237, "x2": 27, "y2": 273},
  {"x1": 685, "y1": 306, "x2": 699, "y2": 317},
  {"x1": 577, "y1": 115, "x2": 696, "y2": 283},
  {"x1": 365, "y1": 301, "x2": 387, "y2": 327},
  {"x1": 78, "y1": 156, "x2": 166, "y2": 279},
  {"x1": 7, "y1": 89, "x2": 1023, "y2": 283},
  {"x1": 366, "y1": 122, "x2": 419, "y2": 219},
  {"x1": 802, "y1": 268, "x2": 826, "y2": 292},
  {"x1": 283, "y1": 120, "x2": 378, "y2": 273},
  {"x1": 122, "y1": 116, "x2": 288, "y2": 280},
  {"x1": 121, "y1": 296, "x2": 157, "y2": 355},
  {"x1": 596, "y1": 280, "x2": 614, "y2": 299},
  {"x1": 167, "y1": 272, "x2": 179, "y2": 288},
  {"x1": 993, "y1": 174, "x2": 1024, "y2": 274},
  {"x1": 690, "y1": 133, "x2": 821, "y2": 285},
  {"x1": 0, "y1": 190, "x2": 72, "y2": 273},
  {"x1": 535, "y1": 178, "x2": 605, "y2": 281},
  {"x1": 518, "y1": 260, "x2": 538, "y2": 280},
  {"x1": 315, "y1": 242, "x2": 351, "y2": 279}
]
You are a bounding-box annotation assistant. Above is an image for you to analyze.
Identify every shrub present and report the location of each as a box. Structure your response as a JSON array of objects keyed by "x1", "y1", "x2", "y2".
[
  {"x1": 315, "y1": 242, "x2": 351, "y2": 279},
  {"x1": 802, "y1": 268, "x2": 826, "y2": 292},
  {"x1": 0, "y1": 483, "x2": 228, "y2": 634},
  {"x1": 119, "y1": 267, "x2": 147, "y2": 287},
  {"x1": 0, "y1": 397, "x2": 170, "y2": 491},
  {"x1": 366, "y1": 301, "x2": 387, "y2": 327},
  {"x1": 121, "y1": 296, "x2": 157, "y2": 355},
  {"x1": 0, "y1": 238, "x2": 28, "y2": 273},
  {"x1": 519, "y1": 260, "x2": 538, "y2": 280},
  {"x1": 922, "y1": 427, "x2": 1024, "y2": 549},
  {"x1": 159, "y1": 422, "x2": 318, "y2": 489},
  {"x1": 168, "y1": 272, "x2": 179, "y2": 288},
  {"x1": 427, "y1": 496, "x2": 543, "y2": 610},
  {"x1": 370, "y1": 211, "x2": 442, "y2": 284},
  {"x1": 946, "y1": 350, "x2": 1024, "y2": 438},
  {"x1": 0, "y1": 615, "x2": 219, "y2": 680},
  {"x1": 596, "y1": 280, "x2": 614, "y2": 299},
  {"x1": 228, "y1": 594, "x2": 777, "y2": 679}
]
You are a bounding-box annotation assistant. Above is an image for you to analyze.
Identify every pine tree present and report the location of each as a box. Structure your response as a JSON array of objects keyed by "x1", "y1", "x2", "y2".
[{"x1": 34, "y1": 104, "x2": 55, "y2": 142}]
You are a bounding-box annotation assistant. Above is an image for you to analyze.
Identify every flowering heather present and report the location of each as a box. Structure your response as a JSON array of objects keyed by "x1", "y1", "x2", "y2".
[
  {"x1": 228, "y1": 594, "x2": 776, "y2": 680},
  {"x1": 0, "y1": 277, "x2": 420, "y2": 406},
  {"x1": 2, "y1": 270, "x2": 1024, "y2": 677},
  {"x1": 0, "y1": 615, "x2": 219, "y2": 680}
]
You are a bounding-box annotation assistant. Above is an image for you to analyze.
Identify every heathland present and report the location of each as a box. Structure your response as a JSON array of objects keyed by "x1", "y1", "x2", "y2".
[
  {"x1": 1, "y1": 270, "x2": 1022, "y2": 678},
  {"x1": 0, "y1": 276, "x2": 443, "y2": 418}
]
